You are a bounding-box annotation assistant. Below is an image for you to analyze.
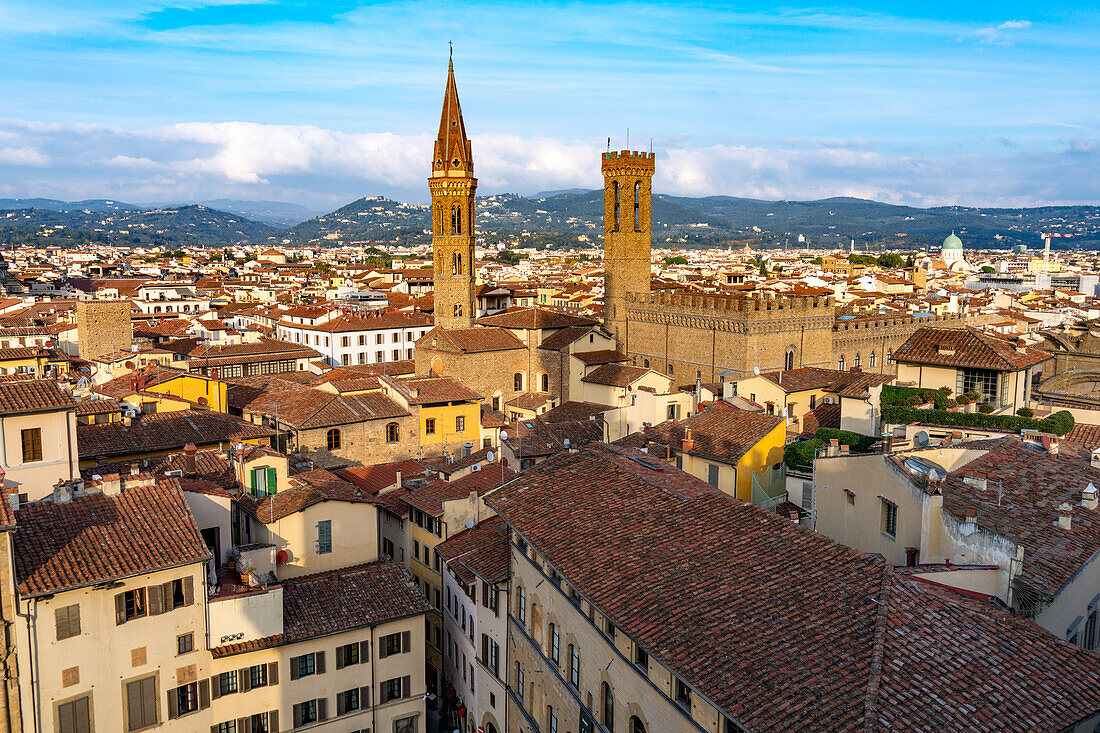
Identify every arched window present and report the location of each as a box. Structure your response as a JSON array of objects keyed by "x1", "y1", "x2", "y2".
[
  {"x1": 516, "y1": 586, "x2": 526, "y2": 625},
  {"x1": 886, "y1": 348, "x2": 893, "y2": 365},
  {"x1": 634, "y1": 181, "x2": 641, "y2": 231},
  {"x1": 385, "y1": 422, "x2": 399, "y2": 443},
  {"x1": 838, "y1": 356, "x2": 845, "y2": 371},
  {"x1": 854, "y1": 353, "x2": 861, "y2": 368},
  {"x1": 452, "y1": 252, "x2": 458, "y2": 275},
  {"x1": 630, "y1": 716, "x2": 648, "y2": 733},
  {"x1": 785, "y1": 349, "x2": 795, "y2": 371},
  {"x1": 602, "y1": 681, "x2": 615, "y2": 728},
  {"x1": 541, "y1": 373, "x2": 549, "y2": 392},
  {"x1": 869, "y1": 351, "x2": 876, "y2": 368},
  {"x1": 327, "y1": 428, "x2": 341, "y2": 451},
  {"x1": 549, "y1": 623, "x2": 560, "y2": 663},
  {"x1": 612, "y1": 181, "x2": 620, "y2": 232},
  {"x1": 568, "y1": 644, "x2": 579, "y2": 687},
  {"x1": 547, "y1": 706, "x2": 558, "y2": 733},
  {"x1": 451, "y1": 204, "x2": 462, "y2": 235},
  {"x1": 643, "y1": 359, "x2": 650, "y2": 368},
  {"x1": 514, "y1": 372, "x2": 524, "y2": 392},
  {"x1": 531, "y1": 604, "x2": 543, "y2": 645}
]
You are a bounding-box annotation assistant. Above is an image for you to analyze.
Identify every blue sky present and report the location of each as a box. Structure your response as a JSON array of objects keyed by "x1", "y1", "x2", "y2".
[{"x1": 1, "y1": 1, "x2": 1098, "y2": 210}]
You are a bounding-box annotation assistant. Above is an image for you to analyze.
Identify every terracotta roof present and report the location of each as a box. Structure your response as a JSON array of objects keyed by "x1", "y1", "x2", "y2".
[
  {"x1": 504, "y1": 416, "x2": 604, "y2": 458},
  {"x1": 580, "y1": 363, "x2": 651, "y2": 387},
  {"x1": 571, "y1": 348, "x2": 628, "y2": 366},
  {"x1": 337, "y1": 459, "x2": 429, "y2": 495},
  {"x1": 506, "y1": 391, "x2": 553, "y2": 410},
  {"x1": 419, "y1": 446, "x2": 494, "y2": 478},
  {"x1": 477, "y1": 306, "x2": 597, "y2": 330},
  {"x1": 401, "y1": 466, "x2": 517, "y2": 517},
  {"x1": 419, "y1": 326, "x2": 524, "y2": 354},
  {"x1": 238, "y1": 468, "x2": 368, "y2": 523},
  {"x1": 14, "y1": 479, "x2": 210, "y2": 597},
  {"x1": 382, "y1": 374, "x2": 482, "y2": 404},
  {"x1": 73, "y1": 397, "x2": 121, "y2": 416},
  {"x1": 759, "y1": 366, "x2": 892, "y2": 397},
  {"x1": 238, "y1": 382, "x2": 407, "y2": 429},
  {"x1": 942, "y1": 438, "x2": 1100, "y2": 597},
  {"x1": 893, "y1": 327, "x2": 1051, "y2": 371},
  {"x1": 77, "y1": 410, "x2": 274, "y2": 460},
  {"x1": 646, "y1": 402, "x2": 784, "y2": 465},
  {"x1": 0, "y1": 379, "x2": 76, "y2": 414},
  {"x1": 282, "y1": 561, "x2": 431, "y2": 642},
  {"x1": 800, "y1": 402, "x2": 841, "y2": 437},
  {"x1": 435, "y1": 516, "x2": 510, "y2": 585},
  {"x1": 536, "y1": 325, "x2": 595, "y2": 351},
  {"x1": 542, "y1": 400, "x2": 610, "y2": 423},
  {"x1": 486, "y1": 444, "x2": 1100, "y2": 733},
  {"x1": 1065, "y1": 423, "x2": 1100, "y2": 449}
]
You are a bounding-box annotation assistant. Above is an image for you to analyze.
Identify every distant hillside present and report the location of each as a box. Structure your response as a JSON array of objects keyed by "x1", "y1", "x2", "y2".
[
  {"x1": 0, "y1": 198, "x2": 141, "y2": 213},
  {"x1": 268, "y1": 191, "x2": 1100, "y2": 250},
  {"x1": 0, "y1": 204, "x2": 281, "y2": 248}
]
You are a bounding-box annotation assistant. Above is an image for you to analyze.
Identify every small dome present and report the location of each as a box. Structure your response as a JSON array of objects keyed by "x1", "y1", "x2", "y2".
[{"x1": 942, "y1": 231, "x2": 963, "y2": 250}]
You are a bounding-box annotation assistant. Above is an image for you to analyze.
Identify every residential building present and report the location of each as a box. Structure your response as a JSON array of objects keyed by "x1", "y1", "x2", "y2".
[
  {"x1": 0, "y1": 379, "x2": 78, "y2": 500},
  {"x1": 277, "y1": 311, "x2": 433, "y2": 368}
]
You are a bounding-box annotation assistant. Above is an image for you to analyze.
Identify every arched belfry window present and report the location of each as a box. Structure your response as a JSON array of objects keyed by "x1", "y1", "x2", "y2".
[
  {"x1": 634, "y1": 181, "x2": 641, "y2": 231},
  {"x1": 612, "y1": 181, "x2": 620, "y2": 232},
  {"x1": 785, "y1": 349, "x2": 795, "y2": 371},
  {"x1": 451, "y1": 205, "x2": 461, "y2": 235}
]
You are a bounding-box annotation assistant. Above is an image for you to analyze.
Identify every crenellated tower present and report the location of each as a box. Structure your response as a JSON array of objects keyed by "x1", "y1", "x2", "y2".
[
  {"x1": 602, "y1": 150, "x2": 655, "y2": 350},
  {"x1": 429, "y1": 58, "x2": 477, "y2": 330}
]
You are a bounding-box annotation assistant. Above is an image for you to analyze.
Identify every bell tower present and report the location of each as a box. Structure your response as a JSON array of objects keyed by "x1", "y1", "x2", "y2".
[
  {"x1": 429, "y1": 58, "x2": 477, "y2": 330},
  {"x1": 602, "y1": 150, "x2": 654, "y2": 350}
]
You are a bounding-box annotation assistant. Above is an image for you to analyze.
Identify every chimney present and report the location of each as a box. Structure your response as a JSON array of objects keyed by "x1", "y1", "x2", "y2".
[
  {"x1": 101, "y1": 473, "x2": 122, "y2": 497},
  {"x1": 959, "y1": 506, "x2": 979, "y2": 535},
  {"x1": 183, "y1": 443, "x2": 198, "y2": 476},
  {"x1": 1083, "y1": 483, "x2": 1098, "y2": 511},
  {"x1": 1057, "y1": 502, "x2": 1073, "y2": 530},
  {"x1": 394, "y1": 468, "x2": 402, "y2": 489},
  {"x1": 681, "y1": 427, "x2": 695, "y2": 453}
]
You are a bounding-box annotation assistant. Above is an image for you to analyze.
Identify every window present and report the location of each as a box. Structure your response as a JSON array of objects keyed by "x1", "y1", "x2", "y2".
[
  {"x1": 338, "y1": 687, "x2": 369, "y2": 716},
  {"x1": 881, "y1": 498, "x2": 898, "y2": 538},
  {"x1": 55, "y1": 604, "x2": 80, "y2": 640},
  {"x1": 675, "y1": 678, "x2": 691, "y2": 708},
  {"x1": 215, "y1": 722, "x2": 236, "y2": 733},
  {"x1": 317, "y1": 520, "x2": 332, "y2": 554},
  {"x1": 177, "y1": 632, "x2": 193, "y2": 654},
  {"x1": 634, "y1": 645, "x2": 648, "y2": 670},
  {"x1": 384, "y1": 421, "x2": 400, "y2": 443},
  {"x1": 21, "y1": 427, "x2": 42, "y2": 462},
  {"x1": 293, "y1": 699, "x2": 325, "y2": 727},
  {"x1": 853, "y1": 353, "x2": 861, "y2": 368},
  {"x1": 517, "y1": 586, "x2": 527, "y2": 624},
  {"x1": 838, "y1": 356, "x2": 845, "y2": 371},
  {"x1": 541, "y1": 373, "x2": 549, "y2": 392},
  {"x1": 376, "y1": 334, "x2": 384, "y2": 345},
  {"x1": 604, "y1": 618, "x2": 616, "y2": 639},
  {"x1": 785, "y1": 349, "x2": 794, "y2": 370},
  {"x1": 57, "y1": 696, "x2": 91, "y2": 733},
  {"x1": 1087, "y1": 603, "x2": 1099, "y2": 651},
  {"x1": 516, "y1": 663, "x2": 525, "y2": 701},
  {"x1": 327, "y1": 428, "x2": 341, "y2": 450},
  {"x1": 381, "y1": 676, "x2": 411, "y2": 703},
  {"x1": 886, "y1": 349, "x2": 893, "y2": 365},
  {"x1": 707, "y1": 464, "x2": 719, "y2": 487},
  {"x1": 250, "y1": 466, "x2": 276, "y2": 496},
  {"x1": 336, "y1": 641, "x2": 368, "y2": 668},
  {"x1": 125, "y1": 676, "x2": 157, "y2": 731},
  {"x1": 456, "y1": 415, "x2": 465, "y2": 432},
  {"x1": 291, "y1": 652, "x2": 324, "y2": 679},
  {"x1": 171, "y1": 682, "x2": 200, "y2": 718},
  {"x1": 602, "y1": 681, "x2": 615, "y2": 728},
  {"x1": 514, "y1": 372, "x2": 523, "y2": 391},
  {"x1": 612, "y1": 181, "x2": 620, "y2": 231},
  {"x1": 425, "y1": 418, "x2": 436, "y2": 435},
  {"x1": 249, "y1": 664, "x2": 269, "y2": 689},
  {"x1": 869, "y1": 351, "x2": 876, "y2": 368},
  {"x1": 341, "y1": 336, "x2": 349, "y2": 348},
  {"x1": 633, "y1": 180, "x2": 641, "y2": 231},
  {"x1": 548, "y1": 705, "x2": 558, "y2": 733},
  {"x1": 341, "y1": 353, "x2": 349, "y2": 366},
  {"x1": 549, "y1": 623, "x2": 560, "y2": 663},
  {"x1": 569, "y1": 644, "x2": 580, "y2": 687},
  {"x1": 218, "y1": 671, "x2": 238, "y2": 696},
  {"x1": 118, "y1": 588, "x2": 146, "y2": 623},
  {"x1": 380, "y1": 631, "x2": 411, "y2": 657}
]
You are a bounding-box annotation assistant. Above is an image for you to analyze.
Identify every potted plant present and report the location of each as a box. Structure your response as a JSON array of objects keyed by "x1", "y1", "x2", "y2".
[
  {"x1": 978, "y1": 403, "x2": 994, "y2": 414},
  {"x1": 225, "y1": 547, "x2": 240, "y2": 573},
  {"x1": 944, "y1": 398, "x2": 958, "y2": 411}
]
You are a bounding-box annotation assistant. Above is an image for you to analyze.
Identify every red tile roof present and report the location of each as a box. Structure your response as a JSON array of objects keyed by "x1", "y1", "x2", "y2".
[
  {"x1": 435, "y1": 516, "x2": 510, "y2": 585},
  {"x1": 77, "y1": 409, "x2": 274, "y2": 460},
  {"x1": 14, "y1": 479, "x2": 210, "y2": 597},
  {"x1": 400, "y1": 466, "x2": 517, "y2": 518},
  {"x1": 418, "y1": 326, "x2": 524, "y2": 354},
  {"x1": 337, "y1": 459, "x2": 429, "y2": 495},
  {"x1": 487, "y1": 444, "x2": 1100, "y2": 732},
  {"x1": 646, "y1": 402, "x2": 784, "y2": 465},
  {"x1": 580, "y1": 363, "x2": 651, "y2": 387},
  {"x1": 758, "y1": 366, "x2": 892, "y2": 397},
  {"x1": 238, "y1": 468, "x2": 369, "y2": 523},
  {"x1": 893, "y1": 327, "x2": 1051, "y2": 371},
  {"x1": 0, "y1": 379, "x2": 76, "y2": 414},
  {"x1": 476, "y1": 306, "x2": 596, "y2": 330},
  {"x1": 382, "y1": 374, "x2": 482, "y2": 404}
]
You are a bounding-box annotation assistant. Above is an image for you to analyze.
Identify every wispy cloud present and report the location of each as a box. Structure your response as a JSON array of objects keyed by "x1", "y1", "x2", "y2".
[
  {"x1": 970, "y1": 19, "x2": 1032, "y2": 46},
  {"x1": 0, "y1": 118, "x2": 1096, "y2": 209}
]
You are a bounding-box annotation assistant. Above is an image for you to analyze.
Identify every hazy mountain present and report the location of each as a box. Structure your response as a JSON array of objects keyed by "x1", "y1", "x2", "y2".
[{"x1": 0, "y1": 198, "x2": 141, "y2": 213}]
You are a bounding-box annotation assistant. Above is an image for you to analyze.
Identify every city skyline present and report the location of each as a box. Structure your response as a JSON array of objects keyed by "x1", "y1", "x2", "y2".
[{"x1": 1, "y1": 1, "x2": 1098, "y2": 209}]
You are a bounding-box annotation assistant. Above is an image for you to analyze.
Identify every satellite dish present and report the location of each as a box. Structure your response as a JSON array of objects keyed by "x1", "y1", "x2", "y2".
[
  {"x1": 915, "y1": 431, "x2": 929, "y2": 447},
  {"x1": 465, "y1": 517, "x2": 475, "y2": 529},
  {"x1": 486, "y1": 451, "x2": 495, "y2": 462},
  {"x1": 500, "y1": 430, "x2": 509, "y2": 442},
  {"x1": 753, "y1": 366, "x2": 760, "y2": 376}
]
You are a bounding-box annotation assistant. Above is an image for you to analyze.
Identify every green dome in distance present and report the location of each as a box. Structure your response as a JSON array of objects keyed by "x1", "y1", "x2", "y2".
[{"x1": 942, "y1": 231, "x2": 963, "y2": 250}]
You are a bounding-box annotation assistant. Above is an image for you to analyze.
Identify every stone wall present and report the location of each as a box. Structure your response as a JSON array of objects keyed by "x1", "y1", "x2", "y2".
[{"x1": 76, "y1": 300, "x2": 133, "y2": 360}]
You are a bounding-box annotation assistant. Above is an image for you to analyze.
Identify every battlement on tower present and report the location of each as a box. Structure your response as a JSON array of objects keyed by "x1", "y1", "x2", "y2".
[
  {"x1": 626, "y1": 290, "x2": 835, "y2": 315},
  {"x1": 602, "y1": 150, "x2": 656, "y2": 174}
]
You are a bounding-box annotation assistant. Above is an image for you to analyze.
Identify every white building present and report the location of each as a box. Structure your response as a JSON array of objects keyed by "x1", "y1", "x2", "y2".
[
  {"x1": 135, "y1": 281, "x2": 211, "y2": 315},
  {"x1": 277, "y1": 311, "x2": 433, "y2": 368}
]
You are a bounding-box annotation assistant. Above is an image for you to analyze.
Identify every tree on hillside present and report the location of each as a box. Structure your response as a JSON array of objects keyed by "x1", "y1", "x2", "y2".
[{"x1": 877, "y1": 253, "x2": 905, "y2": 268}]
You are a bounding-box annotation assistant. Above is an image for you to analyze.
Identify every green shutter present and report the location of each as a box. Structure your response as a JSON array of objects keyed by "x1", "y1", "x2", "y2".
[
  {"x1": 249, "y1": 468, "x2": 257, "y2": 496},
  {"x1": 267, "y1": 466, "x2": 277, "y2": 495}
]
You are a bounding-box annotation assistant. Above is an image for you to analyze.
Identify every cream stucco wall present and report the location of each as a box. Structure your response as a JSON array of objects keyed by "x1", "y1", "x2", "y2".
[
  {"x1": 263, "y1": 501, "x2": 380, "y2": 579},
  {"x1": 1, "y1": 409, "x2": 78, "y2": 500}
]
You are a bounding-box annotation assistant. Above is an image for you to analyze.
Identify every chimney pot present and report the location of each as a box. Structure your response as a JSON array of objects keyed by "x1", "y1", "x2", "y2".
[
  {"x1": 1058, "y1": 502, "x2": 1074, "y2": 530},
  {"x1": 1083, "y1": 483, "x2": 1098, "y2": 511},
  {"x1": 681, "y1": 427, "x2": 694, "y2": 453}
]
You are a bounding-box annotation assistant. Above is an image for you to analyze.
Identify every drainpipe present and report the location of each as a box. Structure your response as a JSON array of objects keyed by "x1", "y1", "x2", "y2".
[{"x1": 14, "y1": 597, "x2": 40, "y2": 733}]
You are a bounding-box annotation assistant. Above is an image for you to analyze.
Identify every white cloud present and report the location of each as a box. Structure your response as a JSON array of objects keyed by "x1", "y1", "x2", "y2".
[
  {"x1": 0, "y1": 117, "x2": 1096, "y2": 210},
  {"x1": 972, "y1": 19, "x2": 1032, "y2": 46}
]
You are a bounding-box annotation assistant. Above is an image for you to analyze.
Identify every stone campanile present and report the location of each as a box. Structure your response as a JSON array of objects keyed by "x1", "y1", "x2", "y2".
[
  {"x1": 602, "y1": 150, "x2": 654, "y2": 350},
  {"x1": 429, "y1": 58, "x2": 477, "y2": 330}
]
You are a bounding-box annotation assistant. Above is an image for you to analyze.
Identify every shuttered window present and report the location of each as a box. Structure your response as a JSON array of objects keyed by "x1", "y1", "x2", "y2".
[
  {"x1": 317, "y1": 520, "x2": 332, "y2": 554},
  {"x1": 57, "y1": 696, "x2": 91, "y2": 733},
  {"x1": 55, "y1": 604, "x2": 80, "y2": 641},
  {"x1": 21, "y1": 427, "x2": 42, "y2": 462},
  {"x1": 379, "y1": 631, "x2": 411, "y2": 658},
  {"x1": 250, "y1": 467, "x2": 277, "y2": 496},
  {"x1": 380, "y1": 676, "x2": 411, "y2": 703},
  {"x1": 707, "y1": 464, "x2": 720, "y2": 487},
  {"x1": 125, "y1": 676, "x2": 157, "y2": 731}
]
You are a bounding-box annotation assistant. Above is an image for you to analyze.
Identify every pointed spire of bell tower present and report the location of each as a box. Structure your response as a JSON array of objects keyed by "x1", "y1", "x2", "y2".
[{"x1": 433, "y1": 54, "x2": 472, "y2": 176}]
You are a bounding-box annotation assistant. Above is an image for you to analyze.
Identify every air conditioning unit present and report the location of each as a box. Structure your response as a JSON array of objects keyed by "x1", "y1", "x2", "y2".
[
  {"x1": 823, "y1": 397, "x2": 835, "y2": 405},
  {"x1": 165, "y1": 469, "x2": 183, "y2": 477},
  {"x1": 470, "y1": 464, "x2": 481, "y2": 472}
]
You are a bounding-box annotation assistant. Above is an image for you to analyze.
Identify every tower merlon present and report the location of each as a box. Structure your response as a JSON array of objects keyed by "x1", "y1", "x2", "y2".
[{"x1": 602, "y1": 150, "x2": 656, "y2": 173}]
